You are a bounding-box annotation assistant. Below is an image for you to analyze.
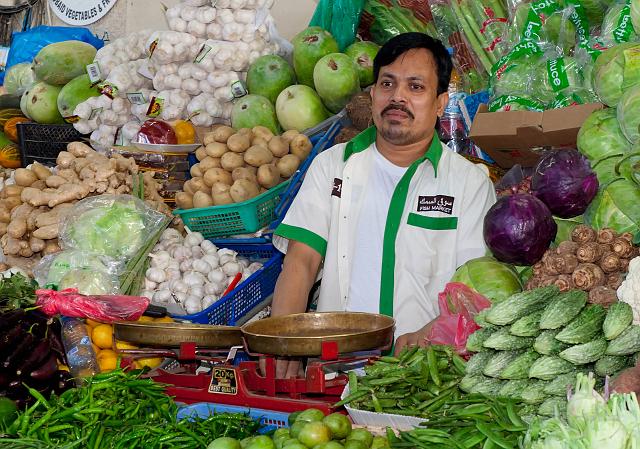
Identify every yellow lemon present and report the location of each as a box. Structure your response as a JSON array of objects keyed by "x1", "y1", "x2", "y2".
[
  {"x1": 97, "y1": 349, "x2": 118, "y2": 372},
  {"x1": 154, "y1": 316, "x2": 174, "y2": 323},
  {"x1": 92, "y1": 324, "x2": 114, "y2": 350},
  {"x1": 91, "y1": 343, "x2": 100, "y2": 354},
  {"x1": 115, "y1": 340, "x2": 138, "y2": 350},
  {"x1": 135, "y1": 357, "x2": 163, "y2": 369},
  {"x1": 136, "y1": 316, "x2": 155, "y2": 323},
  {"x1": 85, "y1": 318, "x2": 102, "y2": 328}
]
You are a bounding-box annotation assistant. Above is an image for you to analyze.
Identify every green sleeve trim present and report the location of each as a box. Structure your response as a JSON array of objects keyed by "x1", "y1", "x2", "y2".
[
  {"x1": 407, "y1": 213, "x2": 458, "y2": 230},
  {"x1": 274, "y1": 223, "x2": 327, "y2": 257}
]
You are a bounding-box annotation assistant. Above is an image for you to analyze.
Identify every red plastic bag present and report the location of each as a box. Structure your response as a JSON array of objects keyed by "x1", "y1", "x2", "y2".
[
  {"x1": 426, "y1": 282, "x2": 491, "y2": 356},
  {"x1": 36, "y1": 288, "x2": 149, "y2": 322}
]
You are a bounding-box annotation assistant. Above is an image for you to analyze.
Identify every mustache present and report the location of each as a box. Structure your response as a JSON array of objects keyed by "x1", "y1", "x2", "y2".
[{"x1": 382, "y1": 103, "x2": 414, "y2": 120}]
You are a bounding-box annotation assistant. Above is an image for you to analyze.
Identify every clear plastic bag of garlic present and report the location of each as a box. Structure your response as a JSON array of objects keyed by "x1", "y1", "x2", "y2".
[
  {"x1": 142, "y1": 229, "x2": 263, "y2": 315},
  {"x1": 94, "y1": 30, "x2": 154, "y2": 77}
]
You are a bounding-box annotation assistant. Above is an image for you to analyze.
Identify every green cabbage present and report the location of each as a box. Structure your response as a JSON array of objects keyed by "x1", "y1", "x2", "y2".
[
  {"x1": 58, "y1": 269, "x2": 119, "y2": 295},
  {"x1": 584, "y1": 177, "x2": 640, "y2": 234},
  {"x1": 41, "y1": 250, "x2": 115, "y2": 288},
  {"x1": 3, "y1": 63, "x2": 35, "y2": 96},
  {"x1": 451, "y1": 256, "x2": 524, "y2": 303},
  {"x1": 617, "y1": 84, "x2": 640, "y2": 143},
  {"x1": 593, "y1": 42, "x2": 640, "y2": 106},
  {"x1": 577, "y1": 108, "x2": 631, "y2": 161}
]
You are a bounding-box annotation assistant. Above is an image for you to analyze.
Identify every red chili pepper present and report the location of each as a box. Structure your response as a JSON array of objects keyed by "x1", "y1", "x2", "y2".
[{"x1": 222, "y1": 273, "x2": 242, "y2": 297}]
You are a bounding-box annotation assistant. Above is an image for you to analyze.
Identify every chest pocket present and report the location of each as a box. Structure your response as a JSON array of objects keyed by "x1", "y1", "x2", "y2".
[{"x1": 407, "y1": 213, "x2": 458, "y2": 230}]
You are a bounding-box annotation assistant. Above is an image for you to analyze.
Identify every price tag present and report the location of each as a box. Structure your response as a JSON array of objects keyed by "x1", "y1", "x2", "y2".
[
  {"x1": 148, "y1": 38, "x2": 159, "y2": 57},
  {"x1": 113, "y1": 127, "x2": 125, "y2": 146},
  {"x1": 194, "y1": 39, "x2": 222, "y2": 64},
  {"x1": 146, "y1": 97, "x2": 165, "y2": 117},
  {"x1": 89, "y1": 107, "x2": 103, "y2": 121},
  {"x1": 207, "y1": 367, "x2": 237, "y2": 395},
  {"x1": 86, "y1": 62, "x2": 102, "y2": 84},
  {"x1": 98, "y1": 82, "x2": 119, "y2": 99},
  {"x1": 64, "y1": 115, "x2": 81, "y2": 124},
  {"x1": 127, "y1": 92, "x2": 147, "y2": 105},
  {"x1": 230, "y1": 80, "x2": 248, "y2": 99}
]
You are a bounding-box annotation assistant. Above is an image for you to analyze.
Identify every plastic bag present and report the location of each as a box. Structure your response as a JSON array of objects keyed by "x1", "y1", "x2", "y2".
[
  {"x1": 2, "y1": 26, "x2": 103, "y2": 84},
  {"x1": 358, "y1": 0, "x2": 437, "y2": 45},
  {"x1": 426, "y1": 282, "x2": 492, "y2": 356},
  {"x1": 36, "y1": 288, "x2": 149, "y2": 322},
  {"x1": 2, "y1": 62, "x2": 35, "y2": 96},
  {"x1": 595, "y1": 0, "x2": 637, "y2": 49},
  {"x1": 58, "y1": 195, "x2": 167, "y2": 260},
  {"x1": 309, "y1": 0, "x2": 366, "y2": 51},
  {"x1": 33, "y1": 249, "x2": 122, "y2": 291},
  {"x1": 529, "y1": 54, "x2": 596, "y2": 104}
]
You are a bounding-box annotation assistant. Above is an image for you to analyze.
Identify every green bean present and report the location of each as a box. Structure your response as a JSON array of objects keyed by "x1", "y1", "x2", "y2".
[{"x1": 427, "y1": 346, "x2": 441, "y2": 386}]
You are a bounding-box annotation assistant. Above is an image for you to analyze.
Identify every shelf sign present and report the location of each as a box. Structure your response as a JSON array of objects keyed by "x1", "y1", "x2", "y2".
[{"x1": 48, "y1": 0, "x2": 118, "y2": 25}]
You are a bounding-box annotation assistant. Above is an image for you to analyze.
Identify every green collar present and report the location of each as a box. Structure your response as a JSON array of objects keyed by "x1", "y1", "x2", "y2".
[{"x1": 343, "y1": 126, "x2": 443, "y2": 177}]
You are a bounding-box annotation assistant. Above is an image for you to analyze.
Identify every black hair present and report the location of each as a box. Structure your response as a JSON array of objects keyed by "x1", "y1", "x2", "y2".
[{"x1": 373, "y1": 32, "x2": 453, "y2": 95}]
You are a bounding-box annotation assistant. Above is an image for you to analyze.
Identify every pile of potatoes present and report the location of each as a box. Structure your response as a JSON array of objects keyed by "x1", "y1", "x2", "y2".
[{"x1": 175, "y1": 125, "x2": 313, "y2": 209}]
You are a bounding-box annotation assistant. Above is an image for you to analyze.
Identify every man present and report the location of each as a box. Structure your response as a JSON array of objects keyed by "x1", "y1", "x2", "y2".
[{"x1": 271, "y1": 32, "x2": 496, "y2": 378}]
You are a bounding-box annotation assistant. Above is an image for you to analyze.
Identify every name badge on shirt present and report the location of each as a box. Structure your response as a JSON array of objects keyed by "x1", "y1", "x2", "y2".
[
  {"x1": 417, "y1": 195, "x2": 454, "y2": 214},
  {"x1": 332, "y1": 178, "x2": 343, "y2": 198}
]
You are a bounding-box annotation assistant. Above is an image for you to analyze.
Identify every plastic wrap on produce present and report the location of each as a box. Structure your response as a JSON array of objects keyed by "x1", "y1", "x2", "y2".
[
  {"x1": 58, "y1": 194, "x2": 167, "y2": 260},
  {"x1": 358, "y1": 0, "x2": 437, "y2": 45}
]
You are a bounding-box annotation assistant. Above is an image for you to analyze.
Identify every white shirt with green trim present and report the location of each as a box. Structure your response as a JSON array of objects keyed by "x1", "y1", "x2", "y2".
[{"x1": 274, "y1": 127, "x2": 496, "y2": 339}]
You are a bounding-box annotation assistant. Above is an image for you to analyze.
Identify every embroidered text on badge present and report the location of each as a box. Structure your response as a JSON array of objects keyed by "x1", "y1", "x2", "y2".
[
  {"x1": 332, "y1": 178, "x2": 343, "y2": 198},
  {"x1": 417, "y1": 195, "x2": 455, "y2": 214}
]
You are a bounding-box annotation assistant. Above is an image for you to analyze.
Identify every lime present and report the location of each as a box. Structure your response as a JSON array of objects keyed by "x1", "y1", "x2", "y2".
[
  {"x1": 207, "y1": 437, "x2": 241, "y2": 449},
  {"x1": 246, "y1": 435, "x2": 276, "y2": 449},
  {"x1": 298, "y1": 421, "x2": 332, "y2": 448},
  {"x1": 346, "y1": 429, "x2": 373, "y2": 448},
  {"x1": 296, "y1": 408, "x2": 325, "y2": 423},
  {"x1": 322, "y1": 413, "x2": 352, "y2": 439}
]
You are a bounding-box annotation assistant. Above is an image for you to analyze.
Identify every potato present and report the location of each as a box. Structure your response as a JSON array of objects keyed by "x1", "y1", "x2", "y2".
[
  {"x1": 257, "y1": 164, "x2": 281, "y2": 189},
  {"x1": 230, "y1": 179, "x2": 260, "y2": 203},
  {"x1": 232, "y1": 167, "x2": 258, "y2": 183},
  {"x1": 220, "y1": 152, "x2": 245, "y2": 171},
  {"x1": 251, "y1": 137, "x2": 269, "y2": 148},
  {"x1": 237, "y1": 128, "x2": 254, "y2": 139},
  {"x1": 268, "y1": 136, "x2": 289, "y2": 157},
  {"x1": 290, "y1": 134, "x2": 312, "y2": 160},
  {"x1": 193, "y1": 191, "x2": 214, "y2": 208},
  {"x1": 281, "y1": 129, "x2": 300, "y2": 144},
  {"x1": 211, "y1": 183, "x2": 233, "y2": 205},
  {"x1": 205, "y1": 142, "x2": 228, "y2": 158},
  {"x1": 175, "y1": 192, "x2": 194, "y2": 209},
  {"x1": 195, "y1": 146, "x2": 208, "y2": 161},
  {"x1": 190, "y1": 163, "x2": 204, "y2": 178},
  {"x1": 203, "y1": 168, "x2": 233, "y2": 186},
  {"x1": 200, "y1": 156, "x2": 221, "y2": 171},
  {"x1": 211, "y1": 125, "x2": 235, "y2": 143},
  {"x1": 277, "y1": 154, "x2": 301, "y2": 178},
  {"x1": 244, "y1": 145, "x2": 273, "y2": 167},
  {"x1": 227, "y1": 133, "x2": 251, "y2": 153},
  {"x1": 252, "y1": 126, "x2": 274, "y2": 142},
  {"x1": 15, "y1": 168, "x2": 38, "y2": 187}
]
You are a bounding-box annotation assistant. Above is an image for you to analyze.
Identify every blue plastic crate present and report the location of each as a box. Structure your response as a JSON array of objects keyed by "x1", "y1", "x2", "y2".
[
  {"x1": 171, "y1": 243, "x2": 282, "y2": 325},
  {"x1": 177, "y1": 402, "x2": 289, "y2": 433}
]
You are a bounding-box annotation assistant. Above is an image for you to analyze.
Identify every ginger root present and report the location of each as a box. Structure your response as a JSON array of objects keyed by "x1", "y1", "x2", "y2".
[
  {"x1": 32, "y1": 224, "x2": 58, "y2": 240},
  {"x1": 7, "y1": 203, "x2": 33, "y2": 239}
]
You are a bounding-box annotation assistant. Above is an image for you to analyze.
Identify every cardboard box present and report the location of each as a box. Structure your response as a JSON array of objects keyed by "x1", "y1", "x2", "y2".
[{"x1": 469, "y1": 103, "x2": 604, "y2": 168}]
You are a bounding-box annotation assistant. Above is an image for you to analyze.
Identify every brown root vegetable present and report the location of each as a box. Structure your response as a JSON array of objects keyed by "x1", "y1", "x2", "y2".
[
  {"x1": 199, "y1": 156, "x2": 221, "y2": 171},
  {"x1": 203, "y1": 168, "x2": 233, "y2": 187},
  {"x1": 572, "y1": 263, "x2": 606, "y2": 290},
  {"x1": 232, "y1": 167, "x2": 258, "y2": 183},
  {"x1": 277, "y1": 154, "x2": 301, "y2": 178},
  {"x1": 244, "y1": 145, "x2": 273, "y2": 167},
  {"x1": 192, "y1": 191, "x2": 214, "y2": 208},
  {"x1": 588, "y1": 286, "x2": 618, "y2": 307},
  {"x1": 612, "y1": 237, "x2": 635, "y2": 258},
  {"x1": 620, "y1": 258, "x2": 631, "y2": 272},
  {"x1": 45, "y1": 175, "x2": 68, "y2": 188},
  {"x1": 290, "y1": 134, "x2": 312, "y2": 160},
  {"x1": 195, "y1": 146, "x2": 208, "y2": 161},
  {"x1": 334, "y1": 127, "x2": 361, "y2": 145},
  {"x1": 611, "y1": 365, "x2": 640, "y2": 394},
  {"x1": 175, "y1": 192, "x2": 194, "y2": 209},
  {"x1": 14, "y1": 168, "x2": 38, "y2": 187},
  {"x1": 252, "y1": 137, "x2": 269, "y2": 148},
  {"x1": 576, "y1": 242, "x2": 604, "y2": 263},
  {"x1": 31, "y1": 162, "x2": 52, "y2": 180},
  {"x1": 525, "y1": 277, "x2": 541, "y2": 290},
  {"x1": 1, "y1": 185, "x2": 23, "y2": 198},
  {"x1": 67, "y1": 141, "x2": 93, "y2": 157},
  {"x1": 252, "y1": 126, "x2": 274, "y2": 142},
  {"x1": 346, "y1": 91, "x2": 373, "y2": 130},
  {"x1": 32, "y1": 224, "x2": 58, "y2": 240},
  {"x1": 29, "y1": 236, "x2": 45, "y2": 253},
  {"x1": 209, "y1": 125, "x2": 235, "y2": 143},
  {"x1": 281, "y1": 130, "x2": 300, "y2": 144},
  {"x1": 256, "y1": 164, "x2": 281, "y2": 189},
  {"x1": 230, "y1": 179, "x2": 260, "y2": 203},
  {"x1": 539, "y1": 276, "x2": 558, "y2": 287},
  {"x1": 620, "y1": 232, "x2": 634, "y2": 242},
  {"x1": 227, "y1": 133, "x2": 251, "y2": 153},
  {"x1": 548, "y1": 253, "x2": 579, "y2": 274},
  {"x1": 532, "y1": 261, "x2": 545, "y2": 277},
  {"x1": 268, "y1": 136, "x2": 290, "y2": 158},
  {"x1": 556, "y1": 241, "x2": 579, "y2": 255},
  {"x1": 571, "y1": 225, "x2": 597, "y2": 244},
  {"x1": 600, "y1": 253, "x2": 621, "y2": 273},
  {"x1": 554, "y1": 274, "x2": 574, "y2": 292},
  {"x1": 205, "y1": 142, "x2": 228, "y2": 158},
  {"x1": 211, "y1": 183, "x2": 233, "y2": 206},
  {"x1": 597, "y1": 228, "x2": 617, "y2": 244},
  {"x1": 607, "y1": 272, "x2": 625, "y2": 290},
  {"x1": 190, "y1": 163, "x2": 203, "y2": 178},
  {"x1": 220, "y1": 152, "x2": 245, "y2": 171},
  {"x1": 42, "y1": 239, "x2": 60, "y2": 255},
  {"x1": 7, "y1": 204, "x2": 33, "y2": 239},
  {"x1": 542, "y1": 253, "x2": 560, "y2": 276}
]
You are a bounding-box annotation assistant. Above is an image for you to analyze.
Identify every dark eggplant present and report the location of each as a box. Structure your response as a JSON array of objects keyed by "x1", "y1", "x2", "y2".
[
  {"x1": 48, "y1": 330, "x2": 66, "y2": 365},
  {"x1": 29, "y1": 352, "x2": 58, "y2": 380},
  {"x1": 0, "y1": 371, "x2": 9, "y2": 388},
  {"x1": 52, "y1": 370, "x2": 74, "y2": 395},
  {"x1": 3, "y1": 332, "x2": 34, "y2": 368},
  {"x1": 15, "y1": 339, "x2": 51, "y2": 376},
  {"x1": 0, "y1": 326, "x2": 23, "y2": 355},
  {"x1": 0, "y1": 309, "x2": 25, "y2": 332}
]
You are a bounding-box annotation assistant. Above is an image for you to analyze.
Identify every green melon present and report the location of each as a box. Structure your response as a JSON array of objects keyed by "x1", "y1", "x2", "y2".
[
  {"x1": 231, "y1": 95, "x2": 281, "y2": 135},
  {"x1": 246, "y1": 55, "x2": 296, "y2": 104},
  {"x1": 23, "y1": 82, "x2": 65, "y2": 124},
  {"x1": 58, "y1": 74, "x2": 100, "y2": 121},
  {"x1": 33, "y1": 40, "x2": 97, "y2": 86},
  {"x1": 292, "y1": 27, "x2": 339, "y2": 89}
]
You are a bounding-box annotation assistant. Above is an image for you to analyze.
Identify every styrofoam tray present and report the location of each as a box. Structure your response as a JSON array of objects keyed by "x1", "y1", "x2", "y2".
[{"x1": 341, "y1": 384, "x2": 425, "y2": 431}]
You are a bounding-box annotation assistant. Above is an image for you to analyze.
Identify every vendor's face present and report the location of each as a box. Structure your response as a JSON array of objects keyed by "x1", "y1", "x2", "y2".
[{"x1": 371, "y1": 48, "x2": 448, "y2": 146}]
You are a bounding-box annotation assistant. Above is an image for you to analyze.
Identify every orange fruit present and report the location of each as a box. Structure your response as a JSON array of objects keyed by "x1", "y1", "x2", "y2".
[
  {"x1": 91, "y1": 343, "x2": 100, "y2": 354},
  {"x1": 97, "y1": 349, "x2": 118, "y2": 372},
  {"x1": 136, "y1": 316, "x2": 154, "y2": 323},
  {"x1": 173, "y1": 120, "x2": 196, "y2": 144},
  {"x1": 92, "y1": 324, "x2": 114, "y2": 350},
  {"x1": 154, "y1": 316, "x2": 174, "y2": 323},
  {"x1": 134, "y1": 357, "x2": 163, "y2": 369},
  {"x1": 86, "y1": 318, "x2": 102, "y2": 328}
]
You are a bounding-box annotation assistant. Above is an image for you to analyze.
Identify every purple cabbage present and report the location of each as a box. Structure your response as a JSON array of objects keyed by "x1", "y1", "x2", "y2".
[
  {"x1": 532, "y1": 149, "x2": 599, "y2": 219},
  {"x1": 484, "y1": 194, "x2": 557, "y2": 265}
]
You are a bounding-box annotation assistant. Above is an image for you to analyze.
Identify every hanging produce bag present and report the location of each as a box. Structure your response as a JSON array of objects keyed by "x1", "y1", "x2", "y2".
[
  {"x1": 358, "y1": 0, "x2": 437, "y2": 45},
  {"x1": 309, "y1": 0, "x2": 366, "y2": 51}
]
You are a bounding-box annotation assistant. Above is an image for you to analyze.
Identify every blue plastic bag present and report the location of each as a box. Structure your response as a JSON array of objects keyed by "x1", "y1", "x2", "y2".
[{"x1": 1, "y1": 26, "x2": 103, "y2": 84}]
